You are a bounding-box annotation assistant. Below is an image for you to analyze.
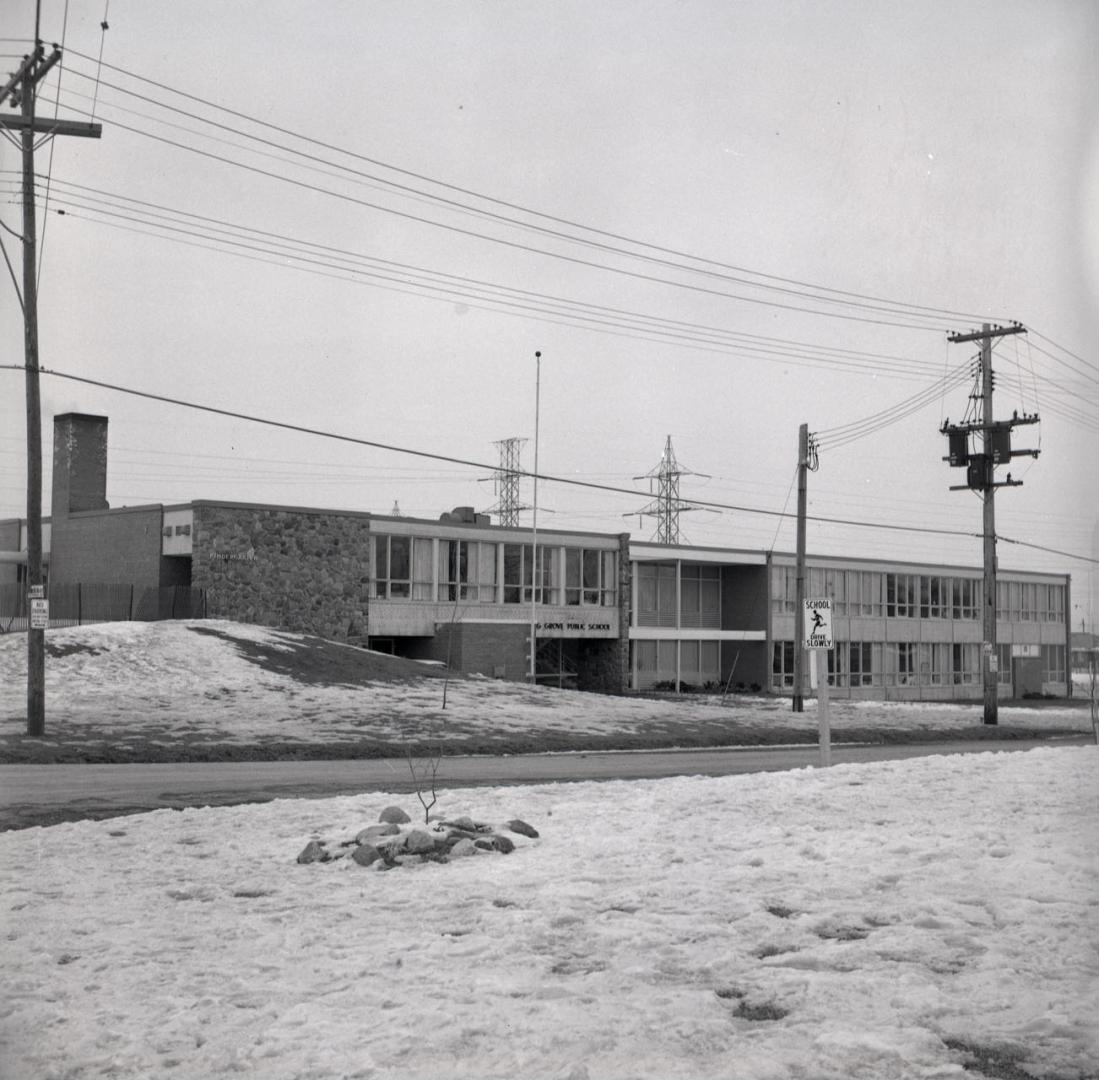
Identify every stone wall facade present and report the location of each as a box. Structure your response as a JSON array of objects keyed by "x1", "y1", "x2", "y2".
[
  {"x1": 575, "y1": 638, "x2": 627, "y2": 692},
  {"x1": 192, "y1": 503, "x2": 372, "y2": 642}
]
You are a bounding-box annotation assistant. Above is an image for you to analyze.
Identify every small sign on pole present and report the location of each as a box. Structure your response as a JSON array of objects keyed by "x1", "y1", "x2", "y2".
[
  {"x1": 803, "y1": 598, "x2": 833, "y2": 650},
  {"x1": 804, "y1": 599, "x2": 833, "y2": 766},
  {"x1": 28, "y1": 584, "x2": 44, "y2": 600},
  {"x1": 30, "y1": 598, "x2": 49, "y2": 630}
]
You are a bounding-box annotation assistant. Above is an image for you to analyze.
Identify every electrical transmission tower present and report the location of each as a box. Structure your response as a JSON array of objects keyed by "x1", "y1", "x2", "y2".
[
  {"x1": 485, "y1": 437, "x2": 529, "y2": 527},
  {"x1": 630, "y1": 435, "x2": 705, "y2": 544}
]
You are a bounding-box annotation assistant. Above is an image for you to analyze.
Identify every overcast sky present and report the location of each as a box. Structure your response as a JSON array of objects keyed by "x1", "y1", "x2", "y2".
[{"x1": 2, "y1": 1, "x2": 1097, "y2": 622}]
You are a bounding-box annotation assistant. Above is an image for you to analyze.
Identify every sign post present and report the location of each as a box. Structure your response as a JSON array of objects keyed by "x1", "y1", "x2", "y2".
[
  {"x1": 30, "y1": 597, "x2": 49, "y2": 630},
  {"x1": 804, "y1": 598, "x2": 833, "y2": 766}
]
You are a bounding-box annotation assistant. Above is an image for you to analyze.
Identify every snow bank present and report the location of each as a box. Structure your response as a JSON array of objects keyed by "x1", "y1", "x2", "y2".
[{"x1": 1, "y1": 746, "x2": 1095, "y2": 1078}]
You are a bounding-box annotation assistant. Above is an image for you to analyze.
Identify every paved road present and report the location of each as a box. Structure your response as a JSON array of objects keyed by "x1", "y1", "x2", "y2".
[{"x1": 1, "y1": 736, "x2": 1089, "y2": 830}]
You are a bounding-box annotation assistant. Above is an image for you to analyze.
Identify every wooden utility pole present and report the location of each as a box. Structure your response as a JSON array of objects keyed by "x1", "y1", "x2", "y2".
[
  {"x1": 942, "y1": 322, "x2": 1036, "y2": 726},
  {"x1": 1, "y1": 43, "x2": 101, "y2": 736},
  {"x1": 792, "y1": 423, "x2": 809, "y2": 712}
]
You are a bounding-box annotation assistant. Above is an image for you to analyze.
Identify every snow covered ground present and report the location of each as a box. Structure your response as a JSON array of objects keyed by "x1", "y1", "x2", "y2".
[
  {"x1": 0, "y1": 622, "x2": 1092, "y2": 756},
  {"x1": 1, "y1": 746, "x2": 1096, "y2": 1079}
]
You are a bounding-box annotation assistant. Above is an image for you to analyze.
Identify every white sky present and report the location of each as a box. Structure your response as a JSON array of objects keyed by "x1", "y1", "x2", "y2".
[{"x1": 2, "y1": 1, "x2": 1097, "y2": 622}]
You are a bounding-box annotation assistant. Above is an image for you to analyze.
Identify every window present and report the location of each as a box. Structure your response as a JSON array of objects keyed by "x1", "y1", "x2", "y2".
[
  {"x1": 997, "y1": 643, "x2": 1012, "y2": 686},
  {"x1": 771, "y1": 565, "x2": 797, "y2": 613},
  {"x1": 845, "y1": 572, "x2": 860, "y2": 617},
  {"x1": 634, "y1": 640, "x2": 678, "y2": 690},
  {"x1": 638, "y1": 563, "x2": 677, "y2": 627},
  {"x1": 886, "y1": 574, "x2": 917, "y2": 618},
  {"x1": 772, "y1": 640, "x2": 795, "y2": 689},
  {"x1": 439, "y1": 540, "x2": 497, "y2": 602},
  {"x1": 952, "y1": 578, "x2": 980, "y2": 621},
  {"x1": 680, "y1": 565, "x2": 720, "y2": 628},
  {"x1": 859, "y1": 572, "x2": 883, "y2": 616},
  {"x1": 1020, "y1": 582, "x2": 1038, "y2": 622},
  {"x1": 565, "y1": 547, "x2": 615, "y2": 607},
  {"x1": 952, "y1": 643, "x2": 980, "y2": 684},
  {"x1": 504, "y1": 544, "x2": 554, "y2": 604},
  {"x1": 920, "y1": 576, "x2": 946, "y2": 619},
  {"x1": 411, "y1": 537, "x2": 433, "y2": 600},
  {"x1": 918, "y1": 642, "x2": 948, "y2": 685},
  {"x1": 699, "y1": 641, "x2": 719, "y2": 683},
  {"x1": 1047, "y1": 584, "x2": 1065, "y2": 623},
  {"x1": 1035, "y1": 584, "x2": 1049, "y2": 624},
  {"x1": 582, "y1": 549, "x2": 599, "y2": 605},
  {"x1": 602, "y1": 551, "x2": 617, "y2": 607},
  {"x1": 503, "y1": 544, "x2": 524, "y2": 604},
  {"x1": 374, "y1": 535, "x2": 411, "y2": 599},
  {"x1": 1042, "y1": 644, "x2": 1066, "y2": 684},
  {"x1": 829, "y1": 570, "x2": 847, "y2": 615},
  {"x1": 888, "y1": 641, "x2": 917, "y2": 685},
  {"x1": 848, "y1": 641, "x2": 882, "y2": 686},
  {"x1": 997, "y1": 581, "x2": 1023, "y2": 622}
]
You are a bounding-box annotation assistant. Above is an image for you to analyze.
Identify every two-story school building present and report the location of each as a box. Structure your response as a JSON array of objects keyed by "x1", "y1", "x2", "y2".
[{"x1": 0, "y1": 413, "x2": 1074, "y2": 698}]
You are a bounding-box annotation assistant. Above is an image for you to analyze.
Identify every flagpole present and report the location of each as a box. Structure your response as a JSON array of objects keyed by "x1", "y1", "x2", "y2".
[{"x1": 529, "y1": 350, "x2": 541, "y2": 684}]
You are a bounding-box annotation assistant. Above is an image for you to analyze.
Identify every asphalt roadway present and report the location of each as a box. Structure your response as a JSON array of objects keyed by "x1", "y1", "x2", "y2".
[{"x1": 1, "y1": 736, "x2": 1090, "y2": 831}]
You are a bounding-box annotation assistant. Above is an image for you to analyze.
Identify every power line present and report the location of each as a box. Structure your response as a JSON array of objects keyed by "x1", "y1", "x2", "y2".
[
  {"x1": 11, "y1": 172, "x2": 1093, "y2": 410},
  {"x1": 815, "y1": 365, "x2": 973, "y2": 451},
  {"x1": 30, "y1": 98, "x2": 959, "y2": 331},
  {"x1": 19, "y1": 191, "x2": 955, "y2": 379},
  {"x1": 56, "y1": 50, "x2": 1014, "y2": 328}
]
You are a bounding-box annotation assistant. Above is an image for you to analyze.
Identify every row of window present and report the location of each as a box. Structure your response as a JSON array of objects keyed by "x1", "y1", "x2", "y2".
[
  {"x1": 636, "y1": 563, "x2": 722, "y2": 628},
  {"x1": 772, "y1": 641, "x2": 1067, "y2": 689},
  {"x1": 771, "y1": 567, "x2": 1066, "y2": 623},
  {"x1": 634, "y1": 639, "x2": 721, "y2": 688},
  {"x1": 373, "y1": 535, "x2": 617, "y2": 607}
]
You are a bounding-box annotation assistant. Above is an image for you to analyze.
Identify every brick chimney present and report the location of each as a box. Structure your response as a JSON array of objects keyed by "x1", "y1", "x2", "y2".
[{"x1": 52, "y1": 413, "x2": 109, "y2": 517}]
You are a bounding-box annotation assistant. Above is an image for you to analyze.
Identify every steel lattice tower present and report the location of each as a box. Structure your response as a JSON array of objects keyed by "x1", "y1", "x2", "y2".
[
  {"x1": 631, "y1": 435, "x2": 702, "y2": 544},
  {"x1": 485, "y1": 437, "x2": 529, "y2": 527}
]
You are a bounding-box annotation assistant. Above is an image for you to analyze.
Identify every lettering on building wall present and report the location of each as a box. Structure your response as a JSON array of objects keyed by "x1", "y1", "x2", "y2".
[
  {"x1": 537, "y1": 621, "x2": 612, "y2": 632},
  {"x1": 213, "y1": 547, "x2": 258, "y2": 564}
]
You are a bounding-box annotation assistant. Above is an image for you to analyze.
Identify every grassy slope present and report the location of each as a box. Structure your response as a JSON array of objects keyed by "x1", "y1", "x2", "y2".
[{"x1": 0, "y1": 623, "x2": 1090, "y2": 764}]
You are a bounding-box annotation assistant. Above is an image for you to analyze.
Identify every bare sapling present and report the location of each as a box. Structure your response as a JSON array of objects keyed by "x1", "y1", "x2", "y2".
[{"x1": 407, "y1": 745, "x2": 442, "y2": 823}]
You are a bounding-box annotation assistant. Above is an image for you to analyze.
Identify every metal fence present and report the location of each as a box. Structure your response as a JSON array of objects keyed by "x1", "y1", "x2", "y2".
[{"x1": 0, "y1": 583, "x2": 207, "y2": 632}]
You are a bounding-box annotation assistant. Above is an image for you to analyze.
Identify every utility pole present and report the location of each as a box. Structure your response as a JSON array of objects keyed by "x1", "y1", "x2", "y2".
[
  {"x1": 792, "y1": 423, "x2": 809, "y2": 712},
  {"x1": 942, "y1": 322, "x2": 1036, "y2": 726},
  {"x1": 1, "y1": 42, "x2": 102, "y2": 736}
]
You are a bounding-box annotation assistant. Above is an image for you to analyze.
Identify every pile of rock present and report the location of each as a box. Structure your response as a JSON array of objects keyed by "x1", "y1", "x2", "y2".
[{"x1": 297, "y1": 805, "x2": 540, "y2": 870}]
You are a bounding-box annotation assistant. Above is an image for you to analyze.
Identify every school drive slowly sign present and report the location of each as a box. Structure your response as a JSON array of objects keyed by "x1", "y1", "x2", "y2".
[
  {"x1": 803, "y1": 597, "x2": 833, "y2": 769},
  {"x1": 804, "y1": 598, "x2": 833, "y2": 650}
]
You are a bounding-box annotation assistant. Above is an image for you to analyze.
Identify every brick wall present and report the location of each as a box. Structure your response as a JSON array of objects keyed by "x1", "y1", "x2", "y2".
[
  {"x1": 52, "y1": 414, "x2": 109, "y2": 517},
  {"x1": 192, "y1": 503, "x2": 371, "y2": 641},
  {"x1": 0, "y1": 519, "x2": 20, "y2": 586},
  {"x1": 49, "y1": 506, "x2": 164, "y2": 586}
]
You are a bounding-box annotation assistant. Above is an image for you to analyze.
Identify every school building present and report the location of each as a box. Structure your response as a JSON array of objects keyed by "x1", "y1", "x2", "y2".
[{"x1": 0, "y1": 413, "x2": 1074, "y2": 699}]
